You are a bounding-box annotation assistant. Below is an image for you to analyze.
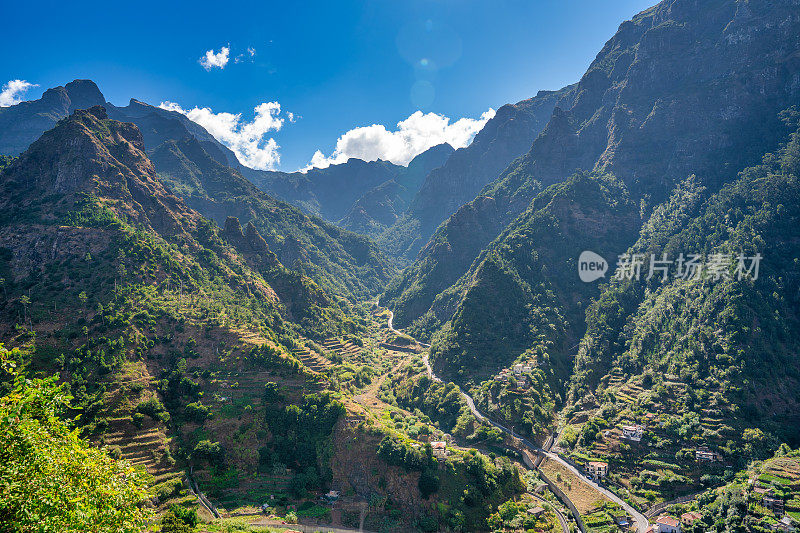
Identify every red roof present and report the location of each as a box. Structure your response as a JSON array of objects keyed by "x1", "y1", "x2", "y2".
[{"x1": 657, "y1": 515, "x2": 681, "y2": 527}]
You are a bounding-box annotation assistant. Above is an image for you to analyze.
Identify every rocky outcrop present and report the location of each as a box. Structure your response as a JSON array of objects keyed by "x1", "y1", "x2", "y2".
[
  {"x1": 0, "y1": 106, "x2": 199, "y2": 237},
  {"x1": 222, "y1": 216, "x2": 280, "y2": 268}
]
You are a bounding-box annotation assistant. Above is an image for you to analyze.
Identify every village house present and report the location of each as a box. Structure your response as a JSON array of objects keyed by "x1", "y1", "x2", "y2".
[
  {"x1": 695, "y1": 447, "x2": 721, "y2": 463},
  {"x1": 681, "y1": 511, "x2": 702, "y2": 526},
  {"x1": 323, "y1": 490, "x2": 340, "y2": 503},
  {"x1": 622, "y1": 424, "x2": 644, "y2": 442},
  {"x1": 654, "y1": 515, "x2": 682, "y2": 533},
  {"x1": 585, "y1": 461, "x2": 608, "y2": 480},
  {"x1": 527, "y1": 506, "x2": 545, "y2": 518},
  {"x1": 513, "y1": 364, "x2": 523, "y2": 375},
  {"x1": 431, "y1": 441, "x2": 448, "y2": 459},
  {"x1": 523, "y1": 364, "x2": 532, "y2": 373}
]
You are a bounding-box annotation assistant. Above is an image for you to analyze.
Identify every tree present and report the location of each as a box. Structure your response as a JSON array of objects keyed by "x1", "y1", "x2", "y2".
[
  {"x1": 18, "y1": 295, "x2": 30, "y2": 326},
  {"x1": 160, "y1": 512, "x2": 194, "y2": 533},
  {"x1": 418, "y1": 468, "x2": 440, "y2": 499},
  {"x1": 0, "y1": 345, "x2": 152, "y2": 532},
  {"x1": 161, "y1": 505, "x2": 197, "y2": 532},
  {"x1": 78, "y1": 291, "x2": 88, "y2": 315}
]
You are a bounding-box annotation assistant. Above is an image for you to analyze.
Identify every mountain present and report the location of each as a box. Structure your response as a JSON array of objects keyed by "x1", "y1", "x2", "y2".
[
  {"x1": 0, "y1": 107, "x2": 530, "y2": 531},
  {"x1": 418, "y1": 172, "x2": 640, "y2": 438},
  {"x1": 385, "y1": 0, "x2": 800, "y2": 330},
  {"x1": 552, "y1": 116, "x2": 800, "y2": 508},
  {"x1": 149, "y1": 134, "x2": 395, "y2": 299},
  {"x1": 0, "y1": 80, "x2": 396, "y2": 300},
  {"x1": 571, "y1": 115, "x2": 800, "y2": 443},
  {"x1": 377, "y1": 87, "x2": 573, "y2": 261},
  {"x1": 106, "y1": 98, "x2": 241, "y2": 168},
  {"x1": 244, "y1": 142, "x2": 454, "y2": 236},
  {"x1": 338, "y1": 143, "x2": 455, "y2": 235},
  {"x1": 0, "y1": 79, "x2": 239, "y2": 169},
  {"x1": 0, "y1": 79, "x2": 106, "y2": 157}
]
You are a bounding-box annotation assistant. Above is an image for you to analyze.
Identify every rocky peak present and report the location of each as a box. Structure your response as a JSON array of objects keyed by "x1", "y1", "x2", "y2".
[
  {"x1": 224, "y1": 216, "x2": 246, "y2": 241},
  {"x1": 1, "y1": 106, "x2": 198, "y2": 236},
  {"x1": 63, "y1": 79, "x2": 106, "y2": 111}
]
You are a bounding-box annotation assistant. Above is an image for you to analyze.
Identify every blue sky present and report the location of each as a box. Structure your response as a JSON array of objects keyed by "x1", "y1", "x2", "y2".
[{"x1": 2, "y1": 0, "x2": 654, "y2": 171}]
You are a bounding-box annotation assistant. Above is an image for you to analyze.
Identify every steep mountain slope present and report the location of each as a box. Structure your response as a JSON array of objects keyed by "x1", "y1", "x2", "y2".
[
  {"x1": 547, "y1": 117, "x2": 800, "y2": 508},
  {"x1": 1, "y1": 106, "x2": 530, "y2": 531},
  {"x1": 378, "y1": 87, "x2": 573, "y2": 261},
  {"x1": 417, "y1": 173, "x2": 640, "y2": 438},
  {"x1": 106, "y1": 98, "x2": 241, "y2": 168},
  {"x1": 571, "y1": 114, "x2": 800, "y2": 446},
  {"x1": 338, "y1": 143, "x2": 455, "y2": 236},
  {"x1": 0, "y1": 107, "x2": 443, "y2": 528},
  {"x1": 0, "y1": 80, "x2": 239, "y2": 168},
  {"x1": 385, "y1": 0, "x2": 800, "y2": 330},
  {"x1": 0, "y1": 81, "x2": 397, "y2": 300},
  {"x1": 245, "y1": 142, "x2": 454, "y2": 236},
  {"x1": 149, "y1": 135, "x2": 395, "y2": 299}
]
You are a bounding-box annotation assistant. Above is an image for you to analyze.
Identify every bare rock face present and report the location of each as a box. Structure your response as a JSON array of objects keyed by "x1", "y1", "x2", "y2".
[{"x1": 223, "y1": 216, "x2": 280, "y2": 268}]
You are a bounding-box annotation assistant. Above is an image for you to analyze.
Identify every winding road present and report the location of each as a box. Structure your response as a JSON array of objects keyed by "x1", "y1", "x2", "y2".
[
  {"x1": 398, "y1": 310, "x2": 649, "y2": 533},
  {"x1": 532, "y1": 493, "x2": 570, "y2": 533}
]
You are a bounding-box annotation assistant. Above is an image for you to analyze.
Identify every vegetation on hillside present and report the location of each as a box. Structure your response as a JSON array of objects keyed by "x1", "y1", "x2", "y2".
[{"x1": 0, "y1": 345, "x2": 152, "y2": 532}]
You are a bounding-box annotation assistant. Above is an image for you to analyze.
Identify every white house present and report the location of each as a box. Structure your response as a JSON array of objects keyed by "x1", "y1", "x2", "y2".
[
  {"x1": 586, "y1": 461, "x2": 608, "y2": 479},
  {"x1": 622, "y1": 424, "x2": 644, "y2": 442}
]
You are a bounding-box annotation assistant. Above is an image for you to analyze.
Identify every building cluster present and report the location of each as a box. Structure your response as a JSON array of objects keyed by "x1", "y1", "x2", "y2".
[
  {"x1": 752, "y1": 485, "x2": 794, "y2": 525},
  {"x1": 495, "y1": 362, "x2": 534, "y2": 390}
]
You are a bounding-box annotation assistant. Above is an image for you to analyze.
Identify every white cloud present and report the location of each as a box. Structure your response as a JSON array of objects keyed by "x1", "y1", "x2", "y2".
[
  {"x1": 235, "y1": 47, "x2": 257, "y2": 64},
  {"x1": 160, "y1": 100, "x2": 284, "y2": 170},
  {"x1": 199, "y1": 47, "x2": 230, "y2": 70},
  {"x1": 303, "y1": 109, "x2": 495, "y2": 171},
  {"x1": 0, "y1": 79, "x2": 38, "y2": 107}
]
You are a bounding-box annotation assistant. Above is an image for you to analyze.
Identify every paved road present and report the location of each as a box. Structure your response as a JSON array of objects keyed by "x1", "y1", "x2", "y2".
[
  {"x1": 531, "y1": 493, "x2": 569, "y2": 533},
  {"x1": 415, "y1": 319, "x2": 649, "y2": 532}
]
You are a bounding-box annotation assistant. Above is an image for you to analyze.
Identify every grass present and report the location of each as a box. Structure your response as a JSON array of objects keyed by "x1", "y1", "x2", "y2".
[{"x1": 539, "y1": 458, "x2": 611, "y2": 515}]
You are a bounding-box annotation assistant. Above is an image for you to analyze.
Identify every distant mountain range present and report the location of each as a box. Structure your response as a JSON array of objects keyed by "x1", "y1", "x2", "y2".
[{"x1": 0, "y1": 80, "x2": 395, "y2": 300}]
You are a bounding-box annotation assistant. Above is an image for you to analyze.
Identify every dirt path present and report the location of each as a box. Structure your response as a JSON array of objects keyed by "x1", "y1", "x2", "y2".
[{"x1": 351, "y1": 350, "x2": 413, "y2": 414}]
